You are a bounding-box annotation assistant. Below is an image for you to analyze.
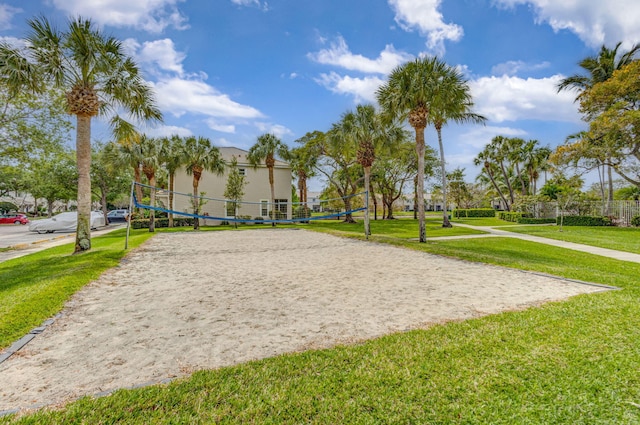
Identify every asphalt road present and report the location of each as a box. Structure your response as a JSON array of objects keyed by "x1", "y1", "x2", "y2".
[{"x1": 0, "y1": 222, "x2": 126, "y2": 262}]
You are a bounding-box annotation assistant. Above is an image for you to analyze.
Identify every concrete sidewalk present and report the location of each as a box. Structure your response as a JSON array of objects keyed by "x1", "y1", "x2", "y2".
[{"x1": 433, "y1": 223, "x2": 640, "y2": 264}]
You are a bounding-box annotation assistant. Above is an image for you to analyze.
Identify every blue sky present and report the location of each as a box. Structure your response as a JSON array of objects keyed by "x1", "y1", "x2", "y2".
[{"x1": 1, "y1": 0, "x2": 639, "y2": 190}]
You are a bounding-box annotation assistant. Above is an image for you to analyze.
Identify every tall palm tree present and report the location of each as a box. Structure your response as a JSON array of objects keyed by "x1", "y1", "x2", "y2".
[
  {"x1": 138, "y1": 135, "x2": 163, "y2": 232},
  {"x1": 0, "y1": 16, "x2": 162, "y2": 252},
  {"x1": 337, "y1": 104, "x2": 404, "y2": 236},
  {"x1": 161, "y1": 135, "x2": 185, "y2": 228},
  {"x1": 180, "y1": 136, "x2": 225, "y2": 230},
  {"x1": 377, "y1": 57, "x2": 450, "y2": 242},
  {"x1": 474, "y1": 145, "x2": 510, "y2": 211},
  {"x1": 248, "y1": 133, "x2": 288, "y2": 224},
  {"x1": 106, "y1": 134, "x2": 144, "y2": 214},
  {"x1": 430, "y1": 68, "x2": 486, "y2": 227},
  {"x1": 558, "y1": 41, "x2": 640, "y2": 204}
]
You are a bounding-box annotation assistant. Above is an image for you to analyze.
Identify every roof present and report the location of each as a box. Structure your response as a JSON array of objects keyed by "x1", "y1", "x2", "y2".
[{"x1": 219, "y1": 147, "x2": 289, "y2": 168}]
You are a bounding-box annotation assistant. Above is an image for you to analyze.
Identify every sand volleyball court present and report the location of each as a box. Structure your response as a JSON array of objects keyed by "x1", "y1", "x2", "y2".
[{"x1": 0, "y1": 229, "x2": 608, "y2": 412}]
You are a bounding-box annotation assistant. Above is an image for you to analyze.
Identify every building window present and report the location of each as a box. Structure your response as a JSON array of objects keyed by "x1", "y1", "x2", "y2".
[
  {"x1": 238, "y1": 168, "x2": 245, "y2": 176},
  {"x1": 275, "y1": 199, "x2": 287, "y2": 219},
  {"x1": 260, "y1": 199, "x2": 268, "y2": 217}
]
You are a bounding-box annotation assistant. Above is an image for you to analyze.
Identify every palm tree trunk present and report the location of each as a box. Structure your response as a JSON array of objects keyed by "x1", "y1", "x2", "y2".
[
  {"x1": 437, "y1": 127, "x2": 452, "y2": 228},
  {"x1": 168, "y1": 172, "x2": 175, "y2": 228},
  {"x1": 415, "y1": 128, "x2": 427, "y2": 242},
  {"x1": 269, "y1": 166, "x2": 276, "y2": 226},
  {"x1": 515, "y1": 163, "x2": 527, "y2": 195},
  {"x1": 499, "y1": 161, "x2": 515, "y2": 204},
  {"x1": 486, "y1": 165, "x2": 510, "y2": 211},
  {"x1": 134, "y1": 166, "x2": 144, "y2": 215},
  {"x1": 192, "y1": 176, "x2": 200, "y2": 230},
  {"x1": 364, "y1": 166, "x2": 371, "y2": 237},
  {"x1": 149, "y1": 175, "x2": 156, "y2": 232},
  {"x1": 607, "y1": 163, "x2": 614, "y2": 215},
  {"x1": 371, "y1": 184, "x2": 378, "y2": 220},
  {"x1": 74, "y1": 114, "x2": 92, "y2": 253},
  {"x1": 413, "y1": 175, "x2": 418, "y2": 220}
]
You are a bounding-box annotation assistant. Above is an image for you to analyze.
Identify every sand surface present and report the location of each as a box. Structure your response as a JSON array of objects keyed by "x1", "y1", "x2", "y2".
[{"x1": 0, "y1": 229, "x2": 608, "y2": 412}]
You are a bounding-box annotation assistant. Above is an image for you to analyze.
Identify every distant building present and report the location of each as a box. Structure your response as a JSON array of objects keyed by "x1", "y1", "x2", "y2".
[{"x1": 171, "y1": 147, "x2": 292, "y2": 224}]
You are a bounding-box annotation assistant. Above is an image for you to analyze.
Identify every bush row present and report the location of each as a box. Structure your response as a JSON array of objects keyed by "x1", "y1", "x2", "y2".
[
  {"x1": 516, "y1": 217, "x2": 557, "y2": 224},
  {"x1": 131, "y1": 217, "x2": 195, "y2": 229},
  {"x1": 632, "y1": 215, "x2": 640, "y2": 227},
  {"x1": 452, "y1": 208, "x2": 496, "y2": 218},
  {"x1": 497, "y1": 211, "x2": 528, "y2": 222},
  {"x1": 557, "y1": 215, "x2": 612, "y2": 226}
]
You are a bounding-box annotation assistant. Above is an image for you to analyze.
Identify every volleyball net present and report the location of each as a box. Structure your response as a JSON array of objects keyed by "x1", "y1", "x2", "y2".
[{"x1": 129, "y1": 182, "x2": 368, "y2": 224}]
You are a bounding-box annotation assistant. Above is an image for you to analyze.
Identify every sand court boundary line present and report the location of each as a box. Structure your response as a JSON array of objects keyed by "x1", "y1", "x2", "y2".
[{"x1": 0, "y1": 229, "x2": 615, "y2": 413}]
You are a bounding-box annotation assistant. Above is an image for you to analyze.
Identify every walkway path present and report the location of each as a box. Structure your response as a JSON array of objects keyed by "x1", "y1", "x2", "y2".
[{"x1": 430, "y1": 223, "x2": 640, "y2": 264}]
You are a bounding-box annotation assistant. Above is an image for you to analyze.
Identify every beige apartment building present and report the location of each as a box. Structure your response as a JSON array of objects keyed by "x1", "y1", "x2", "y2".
[{"x1": 172, "y1": 147, "x2": 292, "y2": 224}]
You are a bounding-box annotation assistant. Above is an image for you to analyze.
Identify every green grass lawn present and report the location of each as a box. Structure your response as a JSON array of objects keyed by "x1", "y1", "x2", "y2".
[
  {"x1": 451, "y1": 216, "x2": 519, "y2": 227},
  {"x1": 309, "y1": 217, "x2": 486, "y2": 238},
  {"x1": 2, "y1": 223, "x2": 640, "y2": 423},
  {"x1": 504, "y1": 225, "x2": 640, "y2": 254}
]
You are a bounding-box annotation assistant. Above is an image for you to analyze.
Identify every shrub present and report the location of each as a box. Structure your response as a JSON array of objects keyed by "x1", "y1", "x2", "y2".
[
  {"x1": 0, "y1": 202, "x2": 17, "y2": 213},
  {"x1": 453, "y1": 208, "x2": 496, "y2": 218},
  {"x1": 517, "y1": 217, "x2": 557, "y2": 224},
  {"x1": 497, "y1": 212, "x2": 529, "y2": 222},
  {"x1": 557, "y1": 215, "x2": 612, "y2": 226},
  {"x1": 631, "y1": 215, "x2": 640, "y2": 227},
  {"x1": 131, "y1": 217, "x2": 194, "y2": 229}
]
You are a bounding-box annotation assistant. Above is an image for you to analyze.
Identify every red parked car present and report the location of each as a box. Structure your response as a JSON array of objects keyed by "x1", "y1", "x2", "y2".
[{"x1": 0, "y1": 213, "x2": 30, "y2": 225}]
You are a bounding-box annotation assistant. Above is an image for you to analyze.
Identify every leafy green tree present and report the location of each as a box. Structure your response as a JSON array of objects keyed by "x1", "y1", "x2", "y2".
[
  {"x1": 0, "y1": 16, "x2": 162, "y2": 253},
  {"x1": 447, "y1": 168, "x2": 472, "y2": 209},
  {"x1": 377, "y1": 57, "x2": 451, "y2": 242},
  {"x1": 91, "y1": 142, "x2": 133, "y2": 224},
  {"x1": 29, "y1": 150, "x2": 77, "y2": 217},
  {"x1": 180, "y1": 136, "x2": 225, "y2": 230},
  {"x1": 558, "y1": 41, "x2": 640, "y2": 202},
  {"x1": 248, "y1": 133, "x2": 288, "y2": 224},
  {"x1": 224, "y1": 156, "x2": 248, "y2": 227}
]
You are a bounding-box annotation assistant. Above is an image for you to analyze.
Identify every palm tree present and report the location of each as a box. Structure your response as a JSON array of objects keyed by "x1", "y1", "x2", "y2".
[
  {"x1": 180, "y1": 136, "x2": 225, "y2": 230},
  {"x1": 106, "y1": 135, "x2": 144, "y2": 214},
  {"x1": 430, "y1": 68, "x2": 486, "y2": 227},
  {"x1": 474, "y1": 145, "x2": 510, "y2": 211},
  {"x1": 248, "y1": 133, "x2": 288, "y2": 224},
  {"x1": 336, "y1": 104, "x2": 405, "y2": 236},
  {"x1": 138, "y1": 135, "x2": 163, "y2": 232},
  {"x1": 558, "y1": 41, "x2": 640, "y2": 204},
  {"x1": 377, "y1": 57, "x2": 451, "y2": 242},
  {"x1": 0, "y1": 16, "x2": 162, "y2": 252},
  {"x1": 161, "y1": 135, "x2": 185, "y2": 228}
]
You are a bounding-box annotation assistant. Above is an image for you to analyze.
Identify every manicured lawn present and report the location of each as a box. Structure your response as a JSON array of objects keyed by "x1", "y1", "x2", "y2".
[
  {"x1": 308, "y1": 217, "x2": 486, "y2": 239},
  {"x1": 505, "y1": 225, "x2": 640, "y2": 254},
  {"x1": 3, "y1": 223, "x2": 640, "y2": 423},
  {"x1": 451, "y1": 216, "x2": 518, "y2": 227}
]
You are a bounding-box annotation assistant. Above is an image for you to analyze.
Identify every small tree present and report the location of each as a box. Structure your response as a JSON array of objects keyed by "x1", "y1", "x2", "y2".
[{"x1": 223, "y1": 156, "x2": 247, "y2": 228}]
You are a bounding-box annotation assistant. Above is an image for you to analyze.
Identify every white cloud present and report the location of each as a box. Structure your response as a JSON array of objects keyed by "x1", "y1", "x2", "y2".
[
  {"x1": 126, "y1": 38, "x2": 186, "y2": 76},
  {"x1": 491, "y1": 60, "x2": 551, "y2": 76},
  {"x1": 387, "y1": 0, "x2": 463, "y2": 53},
  {"x1": 493, "y1": 0, "x2": 640, "y2": 48},
  {"x1": 255, "y1": 123, "x2": 293, "y2": 139},
  {"x1": 0, "y1": 4, "x2": 21, "y2": 30},
  {"x1": 230, "y1": 0, "x2": 269, "y2": 11},
  {"x1": 50, "y1": 0, "x2": 188, "y2": 33},
  {"x1": 142, "y1": 125, "x2": 193, "y2": 138},
  {"x1": 458, "y1": 126, "x2": 528, "y2": 149},
  {"x1": 206, "y1": 119, "x2": 236, "y2": 134},
  {"x1": 308, "y1": 35, "x2": 413, "y2": 74},
  {"x1": 152, "y1": 76, "x2": 264, "y2": 120},
  {"x1": 470, "y1": 74, "x2": 580, "y2": 123},
  {"x1": 315, "y1": 72, "x2": 385, "y2": 104}
]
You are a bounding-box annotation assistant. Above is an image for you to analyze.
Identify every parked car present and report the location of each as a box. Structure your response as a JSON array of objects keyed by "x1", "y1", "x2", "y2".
[
  {"x1": 28, "y1": 211, "x2": 106, "y2": 234},
  {"x1": 0, "y1": 213, "x2": 30, "y2": 225},
  {"x1": 107, "y1": 209, "x2": 129, "y2": 222}
]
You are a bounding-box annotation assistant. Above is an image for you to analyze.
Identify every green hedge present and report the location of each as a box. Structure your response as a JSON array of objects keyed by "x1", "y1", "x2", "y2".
[
  {"x1": 131, "y1": 217, "x2": 195, "y2": 229},
  {"x1": 497, "y1": 211, "x2": 529, "y2": 222},
  {"x1": 557, "y1": 215, "x2": 612, "y2": 226},
  {"x1": 631, "y1": 215, "x2": 640, "y2": 227},
  {"x1": 517, "y1": 217, "x2": 557, "y2": 224},
  {"x1": 453, "y1": 208, "x2": 496, "y2": 218}
]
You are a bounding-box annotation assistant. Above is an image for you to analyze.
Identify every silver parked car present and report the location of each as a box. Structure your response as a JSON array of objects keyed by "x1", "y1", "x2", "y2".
[{"x1": 28, "y1": 211, "x2": 107, "y2": 234}]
